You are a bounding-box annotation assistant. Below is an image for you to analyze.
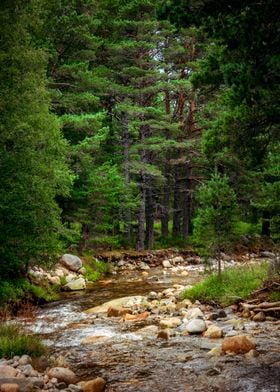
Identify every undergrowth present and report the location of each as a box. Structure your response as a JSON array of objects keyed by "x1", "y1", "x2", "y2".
[
  {"x1": 182, "y1": 262, "x2": 269, "y2": 306},
  {"x1": 83, "y1": 258, "x2": 109, "y2": 282},
  {"x1": 0, "y1": 324, "x2": 47, "y2": 358}
]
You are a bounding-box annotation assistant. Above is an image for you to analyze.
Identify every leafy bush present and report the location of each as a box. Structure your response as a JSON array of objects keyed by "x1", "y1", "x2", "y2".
[
  {"x1": 182, "y1": 263, "x2": 269, "y2": 306},
  {"x1": 84, "y1": 258, "x2": 109, "y2": 282},
  {"x1": 0, "y1": 324, "x2": 47, "y2": 358}
]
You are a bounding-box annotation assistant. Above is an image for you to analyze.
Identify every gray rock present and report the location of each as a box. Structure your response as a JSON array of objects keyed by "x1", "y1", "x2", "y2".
[
  {"x1": 60, "y1": 254, "x2": 82, "y2": 272},
  {"x1": 184, "y1": 307, "x2": 204, "y2": 320},
  {"x1": 47, "y1": 367, "x2": 77, "y2": 385},
  {"x1": 185, "y1": 319, "x2": 207, "y2": 334},
  {"x1": 18, "y1": 355, "x2": 31, "y2": 366},
  {"x1": 162, "y1": 260, "x2": 172, "y2": 268},
  {"x1": 64, "y1": 277, "x2": 86, "y2": 291},
  {"x1": 139, "y1": 262, "x2": 150, "y2": 271},
  {"x1": 260, "y1": 251, "x2": 275, "y2": 259}
]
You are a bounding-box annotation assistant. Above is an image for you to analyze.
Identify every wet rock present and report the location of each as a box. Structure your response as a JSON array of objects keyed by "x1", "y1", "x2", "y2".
[
  {"x1": 81, "y1": 336, "x2": 109, "y2": 345},
  {"x1": 60, "y1": 254, "x2": 82, "y2": 272},
  {"x1": 222, "y1": 335, "x2": 256, "y2": 354},
  {"x1": 86, "y1": 296, "x2": 145, "y2": 314},
  {"x1": 253, "y1": 312, "x2": 266, "y2": 322},
  {"x1": 107, "y1": 307, "x2": 132, "y2": 317},
  {"x1": 207, "y1": 345, "x2": 223, "y2": 357},
  {"x1": 139, "y1": 262, "x2": 150, "y2": 271},
  {"x1": 157, "y1": 329, "x2": 170, "y2": 340},
  {"x1": 64, "y1": 278, "x2": 86, "y2": 291},
  {"x1": 136, "y1": 325, "x2": 158, "y2": 337},
  {"x1": 160, "y1": 317, "x2": 182, "y2": 328},
  {"x1": 162, "y1": 260, "x2": 172, "y2": 268},
  {"x1": 242, "y1": 309, "x2": 251, "y2": 318},
  {"x1": 147, "y1": 291, "x2": 158, "y2": 300},
  {"x1": 0, "y1": 384, "x2": 19, "y2": 392},
  {"x1": 180, "y1": 270, "x2": 189, "y2": 276},
  {"x1": 81, "y1": 377, "x2": 106, "y2": 392},
  {"x1": 184, "y1": 319, "x2": 207, "y2": 334},
  {"x1": 245, "y1": 349, "x2": 259, "y2": 359},
  {"x1": 19, "y1": 364, "x2": 34, "y2": 377},
  {"x1": 47, "y1": 368, "x2": 77, "y2": 385},
  {"x1": 203, "y1": 325, "x2": 223, "y2": 339},
  {"x1": 217, "y1": 310, "x2": 227, "y2": 318},
  {"x1": 0, "y1": 366, "x2": 19, "y2": 378},
  {"x1": 123, "y1": 312, "x2": 149, "y2": 321},
  {"x1": 184, "y1": 307, "x2": 204, "y2": 320}
]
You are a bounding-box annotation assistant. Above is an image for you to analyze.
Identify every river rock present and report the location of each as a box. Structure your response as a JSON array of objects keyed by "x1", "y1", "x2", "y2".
[
  {"x1": 139, "y1": 262, "x2": 150, "y2": 271},
  {"x1": 18, "y1": 355, "x2": 31, "y2": 366},
  {"x1": 162, "y1": 260, "x2": 172, "y2": 268},
  {"x1": 260, "y1": 251, "x2": 275, "y2": 259},
  {"x1": 203, "y1": 325, "x2": 223, "y2": 338},
  {"x1": 107, "y1": 307, "x2": 132, "y2": 317},
  {"x1": 0, "y1": 366, "x2": 19, "y2": 378},
  {"x1": 47, "y1": 367, "x2": 77, "y2": 385},
  {"x1": 157, "y1": 329, "x2": 170, "y2": 340},
  {"x1": 171, "y1": 256, "x2": 184, "y2": 264},
  {"x1": 222, "y1": 335, "x2": 256, "y2": 354},
  {"x1": 253, "y1": 311, "x2": 266, "y2": 322},
  {"x1": 147, "y1": 291, "x2": 159, "y2": 300},
  {"x1": 0, "y1": 378, "x2": 35, "y2": 392},
  {"x1": 207, "y1": 345, "x2": 223, "y2": 357},
  {"x1": 64, "y1": 277, "x2": 86, "y2": 291},
  {"x1": 184, "y1": 307, "x2": 204, "y2": 320},
  {"x1": 81, "y1": 377, "x2": 106, "y2": 392},
  {"x1": 86, "y1": 296, "x2": 145, "y2": 314},
  {"x1": 0, "y1": 384, "x2": 19, "y2": 392},
  {"x1": 60, "y1": 254, "x2": 82, "y2": 272},
  {"x1": 160, "y1": 317, "x2": 182, "y2": 328},
  {"x1": 184, "y1": 319, "x2": 207, "y2": 334}
]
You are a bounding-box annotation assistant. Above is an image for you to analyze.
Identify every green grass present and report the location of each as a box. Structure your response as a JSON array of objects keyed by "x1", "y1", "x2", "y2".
[
  {"x1": 270, "y1": 290, "x2": 280, "y2": 302},
  {"x1": 0, "y1": 324, "x2": 47, "y2": 358},
  {"x1": 0, "y1": 279, "x2": 59, "y2": 307},
  {"x1": 84, "y1": 258, "x2": 109, "y2": 282},
  {"x1": 182, "y1": 263, "x2": 269, "y2": 306}
]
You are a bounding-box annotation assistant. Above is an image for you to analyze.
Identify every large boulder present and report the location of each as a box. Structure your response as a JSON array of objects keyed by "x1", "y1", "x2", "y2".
[
  {"x1": 222, "y1": 335, "x2": 256, "y2": 354},
  {"x1": 86, "y1": 296, "x2": 145, "y2": 314},
  {"x1": 47, "y1": 367, "x2": 77, "y2": 385},
  {"x1": 60, "y1": 254, "x2": 82, "y2": 272},
  {"x1": 64, "y1": 277, "x2": 86, "y2": 291}
]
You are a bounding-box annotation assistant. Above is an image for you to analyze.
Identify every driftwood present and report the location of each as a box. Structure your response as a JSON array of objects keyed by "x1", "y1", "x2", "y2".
[{"x1": 240, "y1": 301, "x2": 280, "y2": 312}]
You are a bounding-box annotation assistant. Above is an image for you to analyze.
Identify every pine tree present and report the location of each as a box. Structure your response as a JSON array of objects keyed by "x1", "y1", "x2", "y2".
[{"x1": 0, "y1": 0, "x2": 72, "y2": 278}]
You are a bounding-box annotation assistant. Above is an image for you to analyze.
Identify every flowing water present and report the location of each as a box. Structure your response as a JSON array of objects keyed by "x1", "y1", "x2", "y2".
[{"x1": 19, "y1": 267, "x2": 280, "y2": 392}]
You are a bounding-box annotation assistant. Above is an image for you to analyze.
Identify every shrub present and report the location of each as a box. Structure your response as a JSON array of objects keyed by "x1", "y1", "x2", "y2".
[
  {"x1": 182, "y1": 263, "x2": 269, "y2": 306},
  {"x1": 0, "y1": 324, "x2": 47, "y2": 358}
]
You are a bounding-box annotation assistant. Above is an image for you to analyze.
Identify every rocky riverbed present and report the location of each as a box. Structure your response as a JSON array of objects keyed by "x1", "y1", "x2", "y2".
[{"x1": 1, "y1": 253, "x2": 280, "y2": 392}]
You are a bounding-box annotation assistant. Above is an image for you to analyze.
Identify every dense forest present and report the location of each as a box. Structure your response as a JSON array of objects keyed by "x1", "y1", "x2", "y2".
[{"x1": 0, "y1": 0, "x2": 279, "y2": 280}]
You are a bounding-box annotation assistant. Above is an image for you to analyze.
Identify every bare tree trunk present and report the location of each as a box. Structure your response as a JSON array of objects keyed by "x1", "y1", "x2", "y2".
[
  {"x1": 137, "y1": 176, "x2": 146, "y2": 251},
  {"x1": 172, "y1": 170, "x2": 181, "y2": 237},
  {"x1": 145, "y1": 182, "x2": 154, "y2": 249},
  {"x1": 121, "y1": 111, "x2": 132, "y2": 241},
  {"x1": 182, "y1": 172, "x2": 191, "y2": 239}
]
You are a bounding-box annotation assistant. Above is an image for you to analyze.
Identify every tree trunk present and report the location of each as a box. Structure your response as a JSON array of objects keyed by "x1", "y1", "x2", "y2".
[
  {"x1": 137, "y1": 176, "x2": 146, "y2": 251},
  {"x1": 182, "y1": 174, "x2": 191, "y2": 239},
  {"x1": 145, "y1": 182, "x2": 154, "y2": 249},
  {"x1": 172, "y1": 170, "x2": 181, "y2": 237},
  {"x1": 121, "y1": 111, "x2": 132, "y2": 241},
  {"x1": 261, "y1": 211, "x2": 270, "y2": 237}
]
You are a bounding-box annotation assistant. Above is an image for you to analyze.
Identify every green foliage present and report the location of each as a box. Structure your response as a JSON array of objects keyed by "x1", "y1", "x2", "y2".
[
  {"x1": 0, "y1": 1, "x2": 73, "y2": 279},
  {"x1": 84, "y1": 258, "x2": 109, "y2": 282},
  {"x1": 192, "y1": 172, "x2": 238, "y2": 258},
  {"x1": 0, "y1": 279, "x2": 59, "y2": 306},
  {"x1": 183, "y1": 263, "x2": 269, "y2": 306},
  {"x1": 0, "y1": 325, "x2": 46, "y2": 358}
]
